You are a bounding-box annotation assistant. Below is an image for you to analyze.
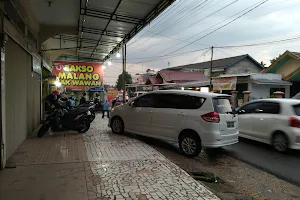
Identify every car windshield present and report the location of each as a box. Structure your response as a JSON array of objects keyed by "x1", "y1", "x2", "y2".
[{"x1": 213, "y1": 97, "x2": 232, "y2": 114}]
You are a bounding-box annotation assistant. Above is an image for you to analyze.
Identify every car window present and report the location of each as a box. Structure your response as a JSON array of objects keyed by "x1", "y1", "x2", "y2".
[
  {"x1": 293, "y1": 104, "x2": 300, "y2": 116},
  {"x1": 213, "y1": 97, "x2": 232, "y2": 114},
  {"x1": 261, "y1": 102, "x2": 280, "y2": 114},
  {"x1": 134, "y1": 94, "x2": 154, "y2": 107},
  {"x1": 238, "y1": 102, "x2": 262, "y2": 114},
  {"x1": 153, "y1": 94, "x2": 205, "y2": 109}
]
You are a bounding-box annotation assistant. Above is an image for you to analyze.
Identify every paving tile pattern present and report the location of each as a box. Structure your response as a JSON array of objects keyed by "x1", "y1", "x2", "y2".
[
  {"x1": 83, "y1": 116, "x2": 220, "y2": 200},
  {"x1": 8, "y1": 133, "x2": 87, "y2": 166},
  {"x1": 1, "y1": 114, "x2": 219, "y2": 200},
  {"x1": 0, "y1": 163, "x2": 88, "y2": 200}
]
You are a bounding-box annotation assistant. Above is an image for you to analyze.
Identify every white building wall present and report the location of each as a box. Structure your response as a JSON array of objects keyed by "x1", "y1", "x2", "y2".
[
  {"x1": 226, "y1": 58, "x2": 262, "y2": 74},
  {"x1": 250, "y1": 83, "x2": 290, "y2": 99}
]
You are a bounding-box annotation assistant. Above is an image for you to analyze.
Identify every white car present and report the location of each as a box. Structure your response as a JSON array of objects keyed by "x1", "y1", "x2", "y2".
[
  {"x1": 130, "y1": 91, "x2": 147, "y2": 100},
  {"x1": 109, "y1": 90, "x2": 239, "y2": 157},
  {"x1": 236, "y1": 98, "x2": 300, "y2": 152}
]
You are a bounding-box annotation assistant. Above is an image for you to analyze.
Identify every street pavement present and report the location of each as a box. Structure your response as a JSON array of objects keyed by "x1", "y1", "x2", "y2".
[
  {"x1": 224, "y1": 138, "x2": 300, "y2": 187},
  {"x1": 0, "y1": 115, "x2": 219, "y2": 200}
]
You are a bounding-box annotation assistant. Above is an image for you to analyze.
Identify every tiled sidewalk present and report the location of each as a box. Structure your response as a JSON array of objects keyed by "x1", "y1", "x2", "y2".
[{"x1": 0, "y1": 115, "x2": 219, "y2": 200}]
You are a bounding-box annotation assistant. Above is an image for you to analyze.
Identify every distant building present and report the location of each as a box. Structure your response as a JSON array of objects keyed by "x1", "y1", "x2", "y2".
[
  {"x1": 145, "y1": 69, "x2": 208, "y2": 85},
  {"x1": 264, "y1": 50, "x2": 300, "y2": 97},
  {"x1": 165, "y1": 54, "x2": 264, "y2": 77}
]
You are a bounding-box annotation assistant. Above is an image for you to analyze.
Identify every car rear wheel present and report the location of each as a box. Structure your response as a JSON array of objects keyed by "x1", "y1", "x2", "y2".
[
  {"x1": 179, "y1": 132, "x2": 201, "y2": 158},
  {"x1": 111, "y1": 117, "x2": 124, "y2": 134},
  {"x1": 272, "y1": 132, "x2": 289, "y2": 153}
]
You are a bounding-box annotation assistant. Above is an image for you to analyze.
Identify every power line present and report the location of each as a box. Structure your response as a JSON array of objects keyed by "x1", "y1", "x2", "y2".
[
  {"x1": 133, "y1": 0, "x2": 220, "y2": 53},
  {"x1": 216, "y1": 35, "x2": 300, "y2": 48},
  {"x1": 128, "y1": 0, "x2": 213, "y2": 53},
  {"x1": 145, "y1": 0, "x2": 240, "y2": 55},
  {"x1": 127, "y1": 0, "x2": 265, "y2": 66},
  {"x1": 138, "y1": 0, "x2": 233, "y2": 53},
  {"x1": 127, "y1": 0, "x2": 188, "y2": 48},
  {"x1": 166, "y1": 0, "x2": 238, "y2": 36},
  {"x1": 167, "y1": 0, "x2": 269, "y2": 55},
  {"x1": 188, "y1": 48, "x2": 211, "y2": 64},
  {"x1": 248, "y1": 3, "x2": 297, "y2": 19}
]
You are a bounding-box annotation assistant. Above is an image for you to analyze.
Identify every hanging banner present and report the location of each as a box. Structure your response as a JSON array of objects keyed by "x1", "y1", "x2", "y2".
[
  {"x1": 107, "y1": 88, "x2": 118, "y2": 102},
  {"x1": 212, "y1": 77, "x2": 237, "y2": 91},
  {"x1": 53, "y1": 61, "x2": 103, "y2": 91}
]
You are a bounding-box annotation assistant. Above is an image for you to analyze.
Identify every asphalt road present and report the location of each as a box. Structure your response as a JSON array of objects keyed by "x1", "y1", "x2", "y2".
[{"x1": 224, "y1": 138, "x2": 300, "y2": 187}]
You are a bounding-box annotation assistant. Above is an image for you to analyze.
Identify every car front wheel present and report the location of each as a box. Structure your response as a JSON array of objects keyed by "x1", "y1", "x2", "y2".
[
  {"x1": 179, "y1": 133, "x2": 202, "y2": 158},
  {"x1": 111, "y1": 117, "x2": 124, "y2": 134}
]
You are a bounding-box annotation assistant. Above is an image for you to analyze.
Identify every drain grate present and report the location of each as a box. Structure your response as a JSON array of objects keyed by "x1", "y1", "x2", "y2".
[{"x1": 188, "y1": 171, "x2": 223, "y2": 183}]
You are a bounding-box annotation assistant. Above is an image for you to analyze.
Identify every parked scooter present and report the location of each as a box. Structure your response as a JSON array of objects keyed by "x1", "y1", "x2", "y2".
[
  {"x1": 38, "y1": 103, "x2": 92, "y2": 138},
  {"x1": 77, "y1": 102, "x2": 96, "y2": 122}
]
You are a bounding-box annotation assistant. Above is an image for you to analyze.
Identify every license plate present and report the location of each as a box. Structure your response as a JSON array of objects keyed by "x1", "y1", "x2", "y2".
[{"x1": 227, "y1": 121, "x2": 234, "y2": 128}]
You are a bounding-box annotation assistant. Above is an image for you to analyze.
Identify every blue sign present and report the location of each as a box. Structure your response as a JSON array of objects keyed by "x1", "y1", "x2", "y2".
[{"x1": 89, "y1": 87, "x2": 104, "y2": 92}]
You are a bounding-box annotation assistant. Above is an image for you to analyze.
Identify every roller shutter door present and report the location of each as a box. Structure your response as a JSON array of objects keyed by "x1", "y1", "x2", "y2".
[
  {"x1": 5, "y1": 37, "x2": 31, "y2": 159},
  {"x1": 27, "y1": 71, "x2": 40, "y2": 134}
]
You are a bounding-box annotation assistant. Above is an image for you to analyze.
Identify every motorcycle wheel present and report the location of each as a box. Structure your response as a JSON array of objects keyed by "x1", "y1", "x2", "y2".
[
  {"x1": 78, "y1": 122, "x2": 90, "y2": 133},
  {"x1": 38, "y1": 123, "x2": 50, "y2": 138}
]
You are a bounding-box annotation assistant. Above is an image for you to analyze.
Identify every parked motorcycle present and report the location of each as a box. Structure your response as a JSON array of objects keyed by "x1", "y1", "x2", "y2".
[
  {"x1": 77, "y1": 102, "x2": 96, "y2": 122},
  {"x1": 38, "y1": 103, "x2": 92, "y2": 138}
]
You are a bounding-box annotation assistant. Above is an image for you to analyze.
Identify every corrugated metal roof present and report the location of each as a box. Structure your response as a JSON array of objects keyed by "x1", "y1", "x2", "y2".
[
  {"x1": 291, "y1": 52, "x2": 300, "y2": 58},
  {"x1": 158, "y1": 70, "x2": 208, "y2": 82},
  {"x1": 252, "y1": 79, "x2": 292, "y2": 86},
  {"x1": 217, "y1": 73, "x2": 257, "y2": 78},
  {"x1": 166, "y1": 54, "x2": 263, "y2": 71},
  {"x1": 148, "y1": 76, "x2": 163, "y2": 84}
]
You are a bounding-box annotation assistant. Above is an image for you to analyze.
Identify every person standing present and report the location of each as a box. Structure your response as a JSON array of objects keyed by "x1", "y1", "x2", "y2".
[
  {"x1": 102, "y1": 100, "x2": 110, "y2": 118},
  {"x1": 80, "y1": 92, "x2": 87, "y2": 105}
]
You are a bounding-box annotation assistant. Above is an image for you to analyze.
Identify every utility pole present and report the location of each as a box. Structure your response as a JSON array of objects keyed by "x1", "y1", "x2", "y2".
[
  {"x1": 209, "y1": 46, "x2": 214, "y2": 91},
  {"x1": 122, "y1": 44, "x2": 126, "y2": 103}
]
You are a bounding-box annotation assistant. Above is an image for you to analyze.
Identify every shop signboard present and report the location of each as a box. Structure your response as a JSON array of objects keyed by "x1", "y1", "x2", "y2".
[
  {"x1": 212, "y1": 77, "x2": 237, "y2": 91},
  {"x1": 107, "y1": 88, "x2": 118, "y2": 102},
  {"x1": 53, "y1": 61, "x2": 103, "y2": 91},
  {"x1": 89, "y1": 86, "x2": 104, "y2": 92}
]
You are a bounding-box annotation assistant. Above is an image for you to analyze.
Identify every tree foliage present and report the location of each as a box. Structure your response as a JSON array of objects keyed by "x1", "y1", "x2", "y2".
[
  {"x1": 270, "y1": 54, "x2": 281, "y2": 64},
  {"x1": 115, "y1": 72, "x2": 132, "y2": 90},
  {"x1": 260, "y1": 61, "x2": 266, "y2": 67}
]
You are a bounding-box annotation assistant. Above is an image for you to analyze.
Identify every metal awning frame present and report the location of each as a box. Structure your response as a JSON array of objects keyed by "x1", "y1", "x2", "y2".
[{"x1": 77, "y1": 0, "x2": 175, "y2": 62}]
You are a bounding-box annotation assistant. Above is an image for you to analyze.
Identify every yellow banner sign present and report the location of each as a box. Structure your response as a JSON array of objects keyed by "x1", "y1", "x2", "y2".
[{"x1": 212, "y1": 77, "x2": 237, "y2": 90}]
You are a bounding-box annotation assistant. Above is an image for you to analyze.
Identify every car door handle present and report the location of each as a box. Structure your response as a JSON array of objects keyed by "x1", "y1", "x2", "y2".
[
  {"x1": 148, "y1": 110, "x2": 153, "y2": 113},
  {"x1": 178, "y1": 113, "x2": 186, "y2": 116}
]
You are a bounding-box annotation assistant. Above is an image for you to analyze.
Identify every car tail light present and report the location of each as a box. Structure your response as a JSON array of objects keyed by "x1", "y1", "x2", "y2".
[
  {"x1": 201, "y1": 112, "x2": 220, "y2": 123},
  {"x1": 289, "y1": 117, "x2": 300, "y2": 128}
]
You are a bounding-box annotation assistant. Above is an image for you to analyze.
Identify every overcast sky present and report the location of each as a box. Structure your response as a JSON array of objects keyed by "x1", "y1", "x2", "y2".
[{"x1": 103, "y1": 0, "x2": 300, "y2": 85}]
